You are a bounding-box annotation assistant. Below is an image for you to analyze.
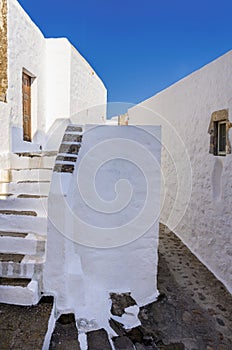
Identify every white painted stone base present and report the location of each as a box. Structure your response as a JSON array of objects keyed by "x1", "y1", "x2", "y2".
[
  {"x1": 0, "y1": 233, "x2": 45, "y2": 255},
  {"x1": 44, "y1": 124, "x2": 161, "y2": 334},
  {"x1": 0, "y1": 280, "x2": 40, "y2": 306},
  {"x1": 0, "y1": 215, "x2": 47, "y2": 234}
]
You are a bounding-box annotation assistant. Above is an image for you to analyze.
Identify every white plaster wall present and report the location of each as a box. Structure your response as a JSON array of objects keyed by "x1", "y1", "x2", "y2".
[
  {"x1": 128, "y1": 50, "x2": 232, "y2": 294},
  {"x1": 5, "y1": 0, "x2": 107, "y2": 154},
  {"x1": 0, "y1": 101, "x2": 10, "y2": 169},
  {"x1": 45, "y1": 38, "x2": 71, "y2": 132},
  {"x1": 70, "y1": 46, "x2": 107, "y2": 124},
  {"x1": 8, "y1": 0, "x2": 46, "y2": 151},
  {"x1": 44, "y1": 125, "x2": 161, "y2": 330},
  {"x1": 0, "y1": 101, "x2": 10, "y2": 153},
  {"x1": 45, "y1": 39, "x2": 107, "y2": 133}
]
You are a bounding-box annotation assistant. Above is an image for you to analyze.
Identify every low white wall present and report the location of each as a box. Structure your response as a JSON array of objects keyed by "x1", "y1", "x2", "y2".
[
  {"x1": 44, "y1": 125, "x2": 161, "y2": 331},
  {"x1": 8, "y1": 0, "x2": 46, "y2": 151},
  {"x1": 0, "y1": 101, "x2": 10, "y2": 170},
  {"x1": 0, "y1": 101, "x2": 10, "y2": 153},
  {"x1": 128, "y1": 50, "x2": 232, "y2": 293}
]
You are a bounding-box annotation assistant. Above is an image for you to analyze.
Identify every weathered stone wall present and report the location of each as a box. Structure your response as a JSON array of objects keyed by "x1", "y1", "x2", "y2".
[{"x1": 0, "y1": 0, "x2": 7, "y2": 102}]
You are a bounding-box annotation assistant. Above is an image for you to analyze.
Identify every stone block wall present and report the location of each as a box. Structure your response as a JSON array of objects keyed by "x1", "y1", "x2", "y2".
[{"x1": 0, "y1": 0, "x2": 7, "y2": 102}]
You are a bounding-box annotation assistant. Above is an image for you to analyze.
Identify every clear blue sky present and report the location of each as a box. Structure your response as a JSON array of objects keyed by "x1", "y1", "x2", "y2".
[{"x1": 18, "y1": 0, "x2": 232, "y2": 105}]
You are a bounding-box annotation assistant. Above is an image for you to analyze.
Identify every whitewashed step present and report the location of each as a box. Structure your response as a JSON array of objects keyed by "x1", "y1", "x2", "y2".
[
  {"x1": 0, "y1": 197, "x2": 48, "y2": 217},
  {"x1": 0, "y1": 278, "x2": 40, "y2": 305},
  {"x1": 11, "y1": 169, "x2": 52, "y2": 182},
  {"x1": 10, "y1": 154, "x2": 56, "y2": 170},
  {"x1": 0, "y1": 232, "x2": 45, "y2": 255},
  {"x1": 0, "y1": 253, "x2": 45, "y2": 278},
  {"x1": 0, "y1": 169, "x2": 11, "y2": 183},
  {"x1": 0, "y1": 193, "x2": 13, "y2": 199},
  {"x1": 0, "y1": 181, "x2": 50, "y2": 196},
  {"x1": 0, "y1": 215, "x2": 47, "y2": 235}
]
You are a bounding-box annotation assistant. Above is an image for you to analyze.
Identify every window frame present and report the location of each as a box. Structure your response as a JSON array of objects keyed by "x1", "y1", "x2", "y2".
[
  {"x1": 208, "y1": 109, "x2": 231, "y2": 156},
  {"x1": 217, "y1": 120, "x2": 227, "y2": 156}
]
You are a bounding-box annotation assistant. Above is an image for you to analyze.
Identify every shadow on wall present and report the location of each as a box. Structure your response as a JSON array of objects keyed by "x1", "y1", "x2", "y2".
[
  {"x1": 44, "y1": 118, "x2": 72, "y2": 151},
  {"x1": 211, "y1": 158, "x2": 223, "y2": 201}
]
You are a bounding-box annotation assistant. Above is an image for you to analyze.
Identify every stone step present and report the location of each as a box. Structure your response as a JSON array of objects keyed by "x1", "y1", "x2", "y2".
[
  {"x1": 66, "y1": 125, "x2": 83, "y2": 133},
  {"x1": 0, "y1": 278, "x2": 40, "y2": 305},
  {"x1": 11, "y1": 168, "x2": 52, "y2": 182},
  {"x1": 0, "y1": 253, "x2": 45, "y2": 278},
  {"x1": 0, "y1": 197, "x2": 48, "y2": 217},
  {"x1": 0, "y1": 193, "x2": 13, "y2": 199},
  {"x1": 0, "y1": 169, "x2": 11, "y2": 183},
  {"x1": 0, "y1": 210, "x2": 37, "y2": 216},
  {"x1": 0, "y1": 215, "x2": 47, "y2": 235},
  {"x1": 10, "y1": 153, "x2": 56, "y2": 170},
  {"x1": 87, "y1": 329, "x2": 113, "y2": 350},
  {"x1": 0, "y1": 231, "x2": 27, "y2": 238},
  {"x1": 17, "y1": 194, "x2": 48, "y2": 199},
  {"x1": 49, "y1": 314, "x2": 81, "y2": 350},
  {"x1": 0, "y1": 181, "x2": 50, "y2": 196},
  {"x1": 0, "y1": 232, "x2": 45, "y2": 255}
]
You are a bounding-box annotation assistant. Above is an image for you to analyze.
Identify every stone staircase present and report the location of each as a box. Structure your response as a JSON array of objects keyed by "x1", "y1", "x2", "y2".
[{"x1": 0, "y1": 151, "x2": 56, "y2": 305}]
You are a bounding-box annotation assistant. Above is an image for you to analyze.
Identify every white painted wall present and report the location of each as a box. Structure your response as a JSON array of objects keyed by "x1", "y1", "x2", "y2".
[
  {"x1": 70, "y1": 46, "x2": 107, "y2": 124},
  {"x1": 44, "y1": 125, "x2": 161, "y2": 331},
  {"x1": 128, "y1": 50, "x2": 232, "y2": 294},
  {"x1": 45, "y1": 39, "x2": 107, "y2": 133},
  {"x1": 8, "y1": 0, "x2": 46, "y2": 151},
  {"x1": 0, "y1": 101, "x2": 10, "y2": 153},
  {"x1": 0, "y1": 101, "x2": 11, "y2": 170},
  {"x1": 45, "y1": 39, "x2": 71, "y2": 132},
  {"x1": 0, "y1": 0, "x2": 107, "y2": 156}
]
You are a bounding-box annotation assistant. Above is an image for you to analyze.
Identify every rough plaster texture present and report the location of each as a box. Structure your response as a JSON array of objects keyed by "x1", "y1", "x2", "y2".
[
  {"x1": 0, "y1": 0, "x2": 7, "y2": 102},
  {"x1": 44, "y1": 125, "x2": 161, "y2": 332},
  {"x1": 128, "y1": 50, "x2": 232, "y2": 294},
  {"x1": 0, "y1": 101, "x2": 10, "y2": 154}
]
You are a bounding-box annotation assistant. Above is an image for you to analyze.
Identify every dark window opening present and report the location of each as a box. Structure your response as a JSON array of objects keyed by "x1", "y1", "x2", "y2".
[
  {"x1": 218, "y1": 121, "x2": 226, "y2": 155},
  {"x1": 208, "y1": 109, "x2": 231, "y2": 156}
]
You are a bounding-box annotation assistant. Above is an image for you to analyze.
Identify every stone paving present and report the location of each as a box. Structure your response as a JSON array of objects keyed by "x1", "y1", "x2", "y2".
[
  {"x1": 0, "y1": 296, "x2": 53, "y2": 350},
  {"x1": 139, "y1": 224, "x2": 232, "y2": 350},
  {"x1": 0, "y1": 224, "x2": 232, "y2": 349},
  {"x1": 49, "y1": 314, "x2": 80, "y2": 350}
]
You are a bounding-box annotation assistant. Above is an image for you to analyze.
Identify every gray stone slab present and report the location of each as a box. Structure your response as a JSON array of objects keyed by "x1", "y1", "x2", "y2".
[
  {"x1": 87, "y1": 328, "x2": 112, "y2": 350},
  {"x1": 62, "y1": 134, "x2": 82, "y2": 143},
  {"x1": 50, "y1": 313, "x2": 80, "y2": 350}
]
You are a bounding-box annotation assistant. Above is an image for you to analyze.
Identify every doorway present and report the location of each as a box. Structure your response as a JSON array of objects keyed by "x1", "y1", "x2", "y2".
[{"x1": 22, "y1": 72, "x2": 32, "y2": 142}]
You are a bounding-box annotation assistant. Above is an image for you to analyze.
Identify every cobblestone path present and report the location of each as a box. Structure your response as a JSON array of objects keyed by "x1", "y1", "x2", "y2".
[{"x1": 139, "y1": 224, "x2": 232, "y2": 350}]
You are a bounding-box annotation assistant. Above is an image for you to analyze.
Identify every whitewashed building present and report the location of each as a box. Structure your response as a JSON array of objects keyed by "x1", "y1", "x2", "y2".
[
  {"x1": 0, "y1": 0, "x2": 106, "y2": 165},
  {"x1": 0, "y1": 0, "x2": 231, "y2": 328},
  {"x1": 0, "y1": 0, "x2": 107, "y2": 306},
  {"x1": 128, "y1": 50, "x2": 232, "y2": 295}
]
